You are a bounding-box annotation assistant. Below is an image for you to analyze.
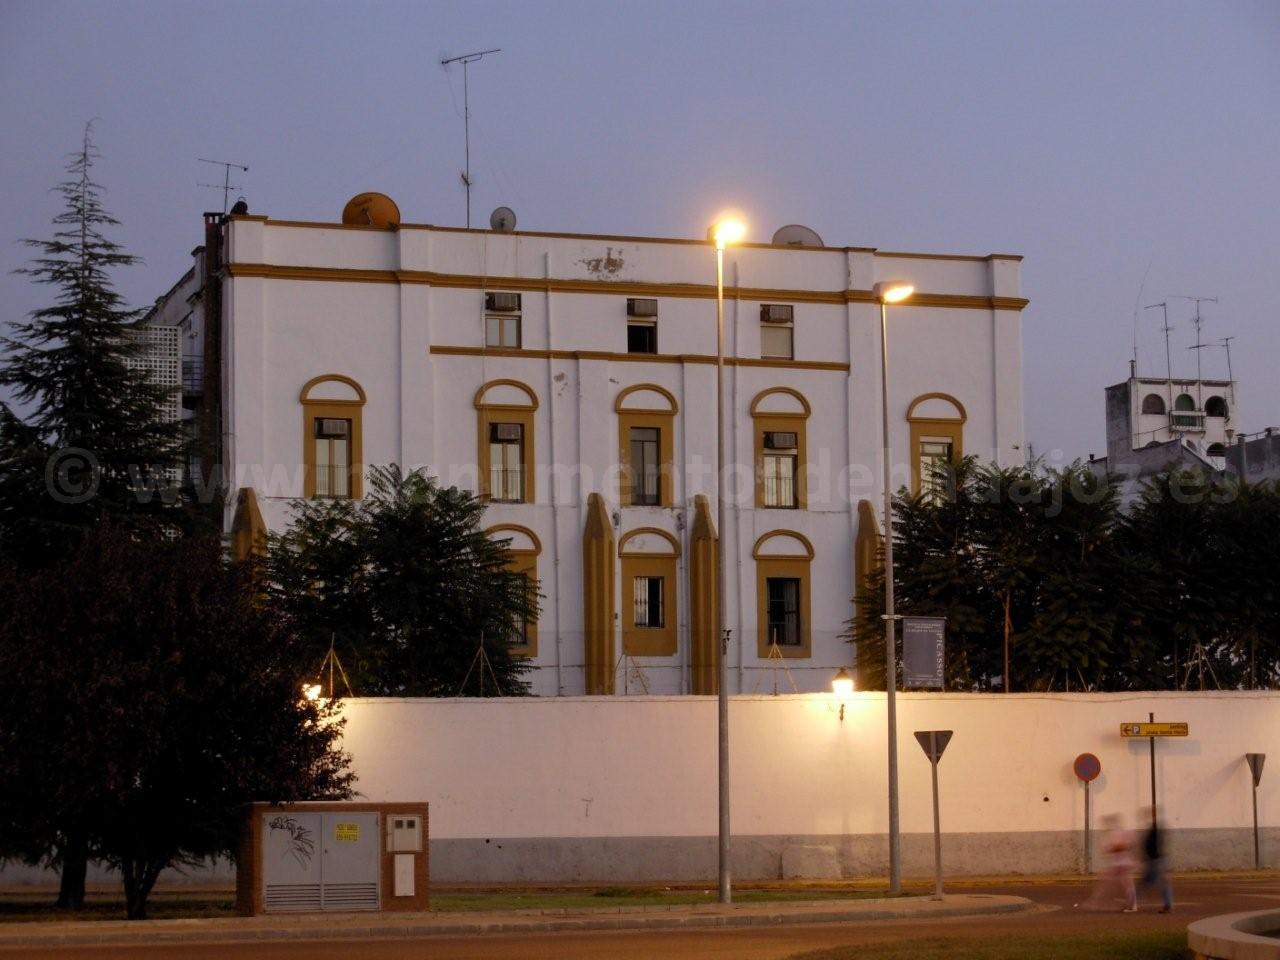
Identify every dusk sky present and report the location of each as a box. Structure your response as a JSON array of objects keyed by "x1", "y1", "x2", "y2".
[{"x1": 2, "y1": 0, "x2": 1277, "y2": 461}]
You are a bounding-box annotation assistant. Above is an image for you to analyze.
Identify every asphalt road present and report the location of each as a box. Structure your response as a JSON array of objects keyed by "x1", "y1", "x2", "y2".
[{"x1": 5, "y1": 876, "x2": 1278, "y2": 960}]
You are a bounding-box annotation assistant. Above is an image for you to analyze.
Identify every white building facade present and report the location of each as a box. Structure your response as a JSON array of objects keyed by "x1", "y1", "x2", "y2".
[{"x1": 151, "y1": 203, "x2": 1027, "y2": 697}]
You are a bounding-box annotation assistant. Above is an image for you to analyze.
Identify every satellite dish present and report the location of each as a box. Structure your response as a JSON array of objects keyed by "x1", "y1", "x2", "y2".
[
  {"x1": 771, "y1": 224, "x2": 824, "y2": 248},
  {"x1": 342, "y1": 192, "x2": 401, "y2": 228},
  {"x1": 490, "y1": 206, "x2": 517, "y2": 232}
]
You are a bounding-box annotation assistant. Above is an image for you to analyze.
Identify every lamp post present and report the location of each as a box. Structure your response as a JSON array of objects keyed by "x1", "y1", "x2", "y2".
[
  {"x1": 873, "y1": 279, "x2": 914, "y2": 895},
  {"x1": 709, "y1": 215, "x2": 745, "y2": 904}
]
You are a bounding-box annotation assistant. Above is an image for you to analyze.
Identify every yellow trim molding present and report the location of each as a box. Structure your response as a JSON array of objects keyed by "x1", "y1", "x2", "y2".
[
  {"x1": 475, "y1": 379, "x2": 538, "y2": 503},
  {"x1": 751, "y1": 529, "x2": 816, "y2": 560},
  {"x1": 906, "y1": 392, "x2": 966, "y2": 495},
  {"x1": 614, "y1": 383, "x2": 679, "y2": 414},
  {"x1": 756, "y1": 554, "x2": 813, "y2": 659},
  {"x1": 582, "y1": 493, "x2": 616, "y2": 695},
  {"x1": 434, "y1": 345, "x2": 849, "y2": 373},
  {"x1": 618, "y1": 410, "x2": 675, "y2": 508},
  {"x1": 618, "y1": 528, "x2": 680, "y2": 658},
  {"x1": 485, "y1": 524, "x2": 541, "y2": 658},
  {"x1": 300, "y1": 374, "x2": 365, "y2": 499},
  {"x1": 751, "y1": 388, "x2": 811, "y2": 511},
  {"x1": 748, "y1": 386, "x2": 812, "y2": 418}
]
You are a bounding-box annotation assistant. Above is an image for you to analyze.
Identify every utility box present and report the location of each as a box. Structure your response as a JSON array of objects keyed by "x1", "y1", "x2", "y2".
[{"x1": 237, "y1": 801, "x2": 428, "y2": 916}]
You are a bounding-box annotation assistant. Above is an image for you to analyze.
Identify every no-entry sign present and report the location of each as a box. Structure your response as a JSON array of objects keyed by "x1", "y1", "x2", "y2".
[{"x1": 1073, "y1": 753, "x2": 1101, "y2": 783}]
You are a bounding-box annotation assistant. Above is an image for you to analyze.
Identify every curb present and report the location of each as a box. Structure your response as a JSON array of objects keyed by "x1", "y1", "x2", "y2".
[{"x1": 0, "y1": 895, "x2": 1034, "y2": 948}]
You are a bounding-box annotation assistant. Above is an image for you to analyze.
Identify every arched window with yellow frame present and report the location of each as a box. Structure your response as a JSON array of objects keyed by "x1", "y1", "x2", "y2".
[
  {"x1": 300, "y1": 374, "x2": 366, "y2": 499},
  {"x1": 753, "y1": 530, "x2": 814, "y2": 659},
  {"x1": 907, "y1": 393, "x2": 966, "y2": 500},
  {"x1": 486, "y1": 524, "x2": 542, "y2": 657},
  {"x1": 619, "y1": 527, "x2": 680, "y2": 657},
  {"x1": 750, "y1": 387, "x2": 810, "y2": 510},
  {"x1": 616, "y1": 384, "x2": 678, "y2": 508},
  {"x1": 475, "y1": 380, "x2": 538, "y2": 503}
]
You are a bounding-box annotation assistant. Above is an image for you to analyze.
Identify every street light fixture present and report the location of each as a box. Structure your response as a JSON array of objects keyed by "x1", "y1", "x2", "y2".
[
  {"x1": 709, "y1": 213, "x2": 746, "y2": 904},
  {"x1": 873, "y1": 278, "x2": 913, "y2": 895}
]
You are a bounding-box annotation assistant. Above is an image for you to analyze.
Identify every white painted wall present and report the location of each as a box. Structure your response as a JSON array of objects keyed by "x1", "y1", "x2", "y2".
[{"x1": 340, "y1": 692, "x2": 1277, "y2": 843}]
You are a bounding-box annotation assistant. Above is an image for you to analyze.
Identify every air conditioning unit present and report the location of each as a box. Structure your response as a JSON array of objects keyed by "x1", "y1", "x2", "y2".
[
  {"x1": 490, "y1": 423, "x2": 522, "y2": 441},
  {"x1": 315, "y1": 418, "x2": 350, "y2": 438},
  {"x1": 485, "y1": 292, "x2": 521, "y2": 312},
  {"x1": 627, "y1": 298, "x2": 658, "y2": 317},
  {"x1": 764, "y1": 431, "x2": 798, "y2": 449},
  {"x1": 761, "y1": 304, "x2": 794, "y2": 323}
]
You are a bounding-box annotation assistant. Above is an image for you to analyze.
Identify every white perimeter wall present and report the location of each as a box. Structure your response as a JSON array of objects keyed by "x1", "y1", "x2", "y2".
[{"x1": 341, "y1": 692, "x2": 1276, "y2": 842}]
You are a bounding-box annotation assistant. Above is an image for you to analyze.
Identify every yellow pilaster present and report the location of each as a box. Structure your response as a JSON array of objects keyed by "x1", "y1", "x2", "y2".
[
  {"x1": 582, "y1": 492, "x2": 616, "y2": 695},
  {"x1": 688, "y1": 494, "x2": 719, "y2": 695}
]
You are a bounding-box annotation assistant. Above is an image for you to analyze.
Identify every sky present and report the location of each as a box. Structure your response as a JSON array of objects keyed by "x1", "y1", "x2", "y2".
[{"x1": 2, "y1": 0, "x2": 1277, "y2": 461}]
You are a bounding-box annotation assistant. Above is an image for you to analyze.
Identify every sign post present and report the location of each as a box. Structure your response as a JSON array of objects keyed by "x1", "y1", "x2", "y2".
[
  {"x1": 1120, "y1": 714, "x2": 1189, "y2": 812},
  {"x1": 1247, "y1": 753, "x2": 1266, "y2": 869},
  {"x1": 1073, "y1": 753, "x2": 1102, "y2": 873},
  {"x1": 914, "y1": 730, "x2": 953, "y2": 900},
  {"x1": 903, "y1": 617, "x2": 945, "y2": 689}
]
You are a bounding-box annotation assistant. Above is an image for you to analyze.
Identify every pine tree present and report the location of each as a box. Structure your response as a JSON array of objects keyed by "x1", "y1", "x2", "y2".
[{"x1": 0, "y1": 123, "x2": 184, "y2": 565}]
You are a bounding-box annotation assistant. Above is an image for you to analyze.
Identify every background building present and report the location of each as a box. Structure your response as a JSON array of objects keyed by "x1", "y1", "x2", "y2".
[{"x1": 146, "y1": 196, "x2": 1028, "y2": 696}]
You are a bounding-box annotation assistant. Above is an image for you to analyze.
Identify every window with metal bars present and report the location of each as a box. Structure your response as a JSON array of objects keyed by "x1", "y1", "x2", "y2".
[
  {"x1": 918, "y1": 439, "x2": 954, "y2": 503},
  {"x1": 765, "y1": 577, "x2": 801, "y2": 646},
  {"x1": 488, "y1": 422, "x2": 525, "y2": 502},
  {"x1": 762, "y1": 431, "x2": 798, "y2": 508},
  {"x1": 632, "y1": 575, "x2": 665, "y2": 628},
  {"x1": 629, "y1": 426, "x2": 661, "y2": 505},
  {"x1": 313, "y1": 418, "x2": 351, "y2": 498}
]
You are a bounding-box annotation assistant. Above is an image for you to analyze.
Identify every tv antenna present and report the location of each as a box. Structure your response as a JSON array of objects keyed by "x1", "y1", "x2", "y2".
[
  {"x1": 441, "y1": 47, "x2": 501, "y2": 229},
  {"x1": 1144, "y1": 302, "x2": 1176, "y2": 429},
  {"x1": 1174, "y1": 295, "x2": 1218, "y2": 408},
  {"x1": 1219, "y1": 336, "x2": 1236, "y2": 383},
  {"x1": 198, "y1": 157, "x2": 249, "y2": 214}
]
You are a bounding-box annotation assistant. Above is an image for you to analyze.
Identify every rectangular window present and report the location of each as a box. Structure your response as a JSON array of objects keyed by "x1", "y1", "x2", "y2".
[
  {"x1": 760, "y1": 322, "x2": 793, "y2": 360},
  {"x1": 632, "y1": 575, "x2": 665, "y2": 628},
  {"x1": 314, "y1": 418, "x2": 351, "y2": 498},
  {"x1": 488, "y1": 422, "x2": 525, "y2": 502},
  {"x1": 766, "y1": 578, "x2": 801, "y2": 647},
  {"x1": 508, "y1": 572, "x2": 534, "y2": 646},
  {"x1": 919, "y1": 438, "x2": 954, "y2": 502},
  {"x1": 627, "y1": 320, "x2": 657, "y2": 354},
  {"x1": 485, "y1": 314, "x2": 521, "y2": 348},
  {"x1": 629, "y1": 426, "x2": 660, "y2": 505},
  {"x1": 763, "y1": 460, "x2": 797, "y2": 509}
]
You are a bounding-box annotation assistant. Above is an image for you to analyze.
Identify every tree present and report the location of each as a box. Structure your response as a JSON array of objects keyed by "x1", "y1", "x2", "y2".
[
  {"x1": 268, "y1": 465, "x2": 536, "y2": 696},
  {"x1": 0, "y1": 522, "x2": 353, "y2": 920},
  {"x1": 0, "y1": 123, "x2": 186, "y2": 568}
]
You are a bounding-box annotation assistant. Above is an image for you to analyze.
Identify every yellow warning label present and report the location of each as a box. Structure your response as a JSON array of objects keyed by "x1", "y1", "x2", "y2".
[
  {"x1": 335, "y1": 822, "x2": 359, "y2": 843},
  {"x1": 1120, "y1": 722, "x2": 1189, "y2": 738}
]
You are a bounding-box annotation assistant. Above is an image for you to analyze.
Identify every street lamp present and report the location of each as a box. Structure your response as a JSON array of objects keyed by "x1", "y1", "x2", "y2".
[
  {"x1": 873, "y1": 278, "x2": 913, "y2": 895},
  {"x1": 709, "y1": 214, "x2": 746, "y2": 904}
]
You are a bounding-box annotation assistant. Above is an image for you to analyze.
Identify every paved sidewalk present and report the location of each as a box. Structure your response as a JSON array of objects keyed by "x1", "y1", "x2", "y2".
[{"x1": 0, "y1": 893, "x2": 1033, "y2": 949}]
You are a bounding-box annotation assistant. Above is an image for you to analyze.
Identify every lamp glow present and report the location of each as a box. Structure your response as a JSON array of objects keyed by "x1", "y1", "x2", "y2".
[
  {"x1": 709, "y1": 217, "x2": 747, "y2": 250},
  {"x1": 832, "y1": 668, "x2": 854, "y2": 698},
  {"x1": 302, "y1": 683, "x2": 322, "y2": 701},
  {"x1": 874, "y1": 281, "x2": 914, "y2": 304}
]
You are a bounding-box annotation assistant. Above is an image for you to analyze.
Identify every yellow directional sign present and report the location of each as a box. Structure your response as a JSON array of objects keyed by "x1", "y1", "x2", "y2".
[{"x1": 1120, "y1": 722, "x2": 1189, "y2": 738}]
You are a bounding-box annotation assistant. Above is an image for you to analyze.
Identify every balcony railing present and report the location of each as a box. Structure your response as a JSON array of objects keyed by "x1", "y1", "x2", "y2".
[{"x1": 1170, "y1": 412, "x2": 1205, "y2": 432}]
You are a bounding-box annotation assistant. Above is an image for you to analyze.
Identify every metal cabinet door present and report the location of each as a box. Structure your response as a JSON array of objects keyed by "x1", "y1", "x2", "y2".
[
  {"x1": 320, "y1": 812, "x2": 380, "y2": 911},
  {"x1": 262, "y1": 812, "x2": 322, "y2": 912}
]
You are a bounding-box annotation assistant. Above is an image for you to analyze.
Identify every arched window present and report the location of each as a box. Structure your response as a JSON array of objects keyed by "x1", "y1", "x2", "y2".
[
  {"x1": 753, "y1": 531, "x2": 814, "y2": 659},
  {"x1": 906, "y1": 394, "x2": 966, "y2": 499},
  {"x1": 619, "y1": 527, "x2": 680, "y2": 657},
  {"x1": 751, "y1": 388, "x2": 810, "y2": 510},
  {"x1": 1206, "y1": 443, "x2": 1227, "y2": 458},
  {"x1": 300, "y1": 374, "x2": 366, "y2": 499},
  {"x1": 616, "y1": 384, "x2": 678, "y2": 507},
  {"x1": 475, "y1": 380, "x2": 538, "y2": 503},
  {"x1": 1205, "y1": 396, "x2": 1229, "y2": 418},
  {"x1": 1174, "y1": 393, "x2": 1196, "y2": 412},
  {"x1": 486, "y1": 524, "x2": 542, "y2": 657},
  {"x1": 1141, "y1": 394, "x2": 1166, "y2": 415}
]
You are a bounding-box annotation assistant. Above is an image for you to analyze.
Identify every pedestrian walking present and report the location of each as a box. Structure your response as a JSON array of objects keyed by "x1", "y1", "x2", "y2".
[
  {"x1": 1138, "y1": 806, "x2": 1174, "y2": 913},
  {"x1": 1077, "y1": 814, "x2": 1138, "y2": 912}
]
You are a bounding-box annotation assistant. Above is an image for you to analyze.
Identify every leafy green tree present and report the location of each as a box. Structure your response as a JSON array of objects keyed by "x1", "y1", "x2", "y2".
[
  {"x1": 268, "y1": 465, "x2": 536, "y2": 696},
  {"x1": 0, "y1": 123, "x2": 185, "y2": 568},
  {"x1": 0, "y1": 523, "x2": 353, "y2": 920}
]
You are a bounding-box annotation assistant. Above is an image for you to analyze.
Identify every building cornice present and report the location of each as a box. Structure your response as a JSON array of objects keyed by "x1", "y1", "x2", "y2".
[
  {"x1": 429, "y1": 345, "x2": 850, "y2": 372},
  {"x1": 224, "y1": 262, "x2": 1029, "y2": 313}
]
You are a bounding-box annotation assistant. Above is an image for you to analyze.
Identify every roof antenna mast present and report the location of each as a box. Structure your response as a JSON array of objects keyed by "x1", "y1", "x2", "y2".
[
  {"x1": 1173, "y1": 295, "x2": 1218, "y2": 409},
  {"x1": 441, "y1": 47, "x2": 501, "y2": 229},
  {"x1": 198, "y1": 158, "x2": 249, "y2": 215}
]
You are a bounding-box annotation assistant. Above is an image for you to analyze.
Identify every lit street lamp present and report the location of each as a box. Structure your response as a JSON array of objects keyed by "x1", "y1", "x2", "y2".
[
  {"x1": 874, "y1": 279, "x2": 913, "y2": 895},
  {"x1": 709, "y1": 214, "x2": 746, "y2": 905}
]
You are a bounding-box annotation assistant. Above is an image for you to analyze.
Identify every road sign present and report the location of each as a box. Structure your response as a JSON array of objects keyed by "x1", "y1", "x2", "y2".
[
  {"x1": 903, "y1": 617, "x2": 945, "y2": 689},
  {"x1": 1073, "y1": 753, "x2": 1101, "y2": 783},
  {"x1": 914, "y1": 730, "x2": 953, "y2": 763},
  {"x1": 1120, "y1": 722, "x2": 1188, "y2": 738},
  {"x1": 1247, "y1": 753, "x2": 1266, "y2": 788}
]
